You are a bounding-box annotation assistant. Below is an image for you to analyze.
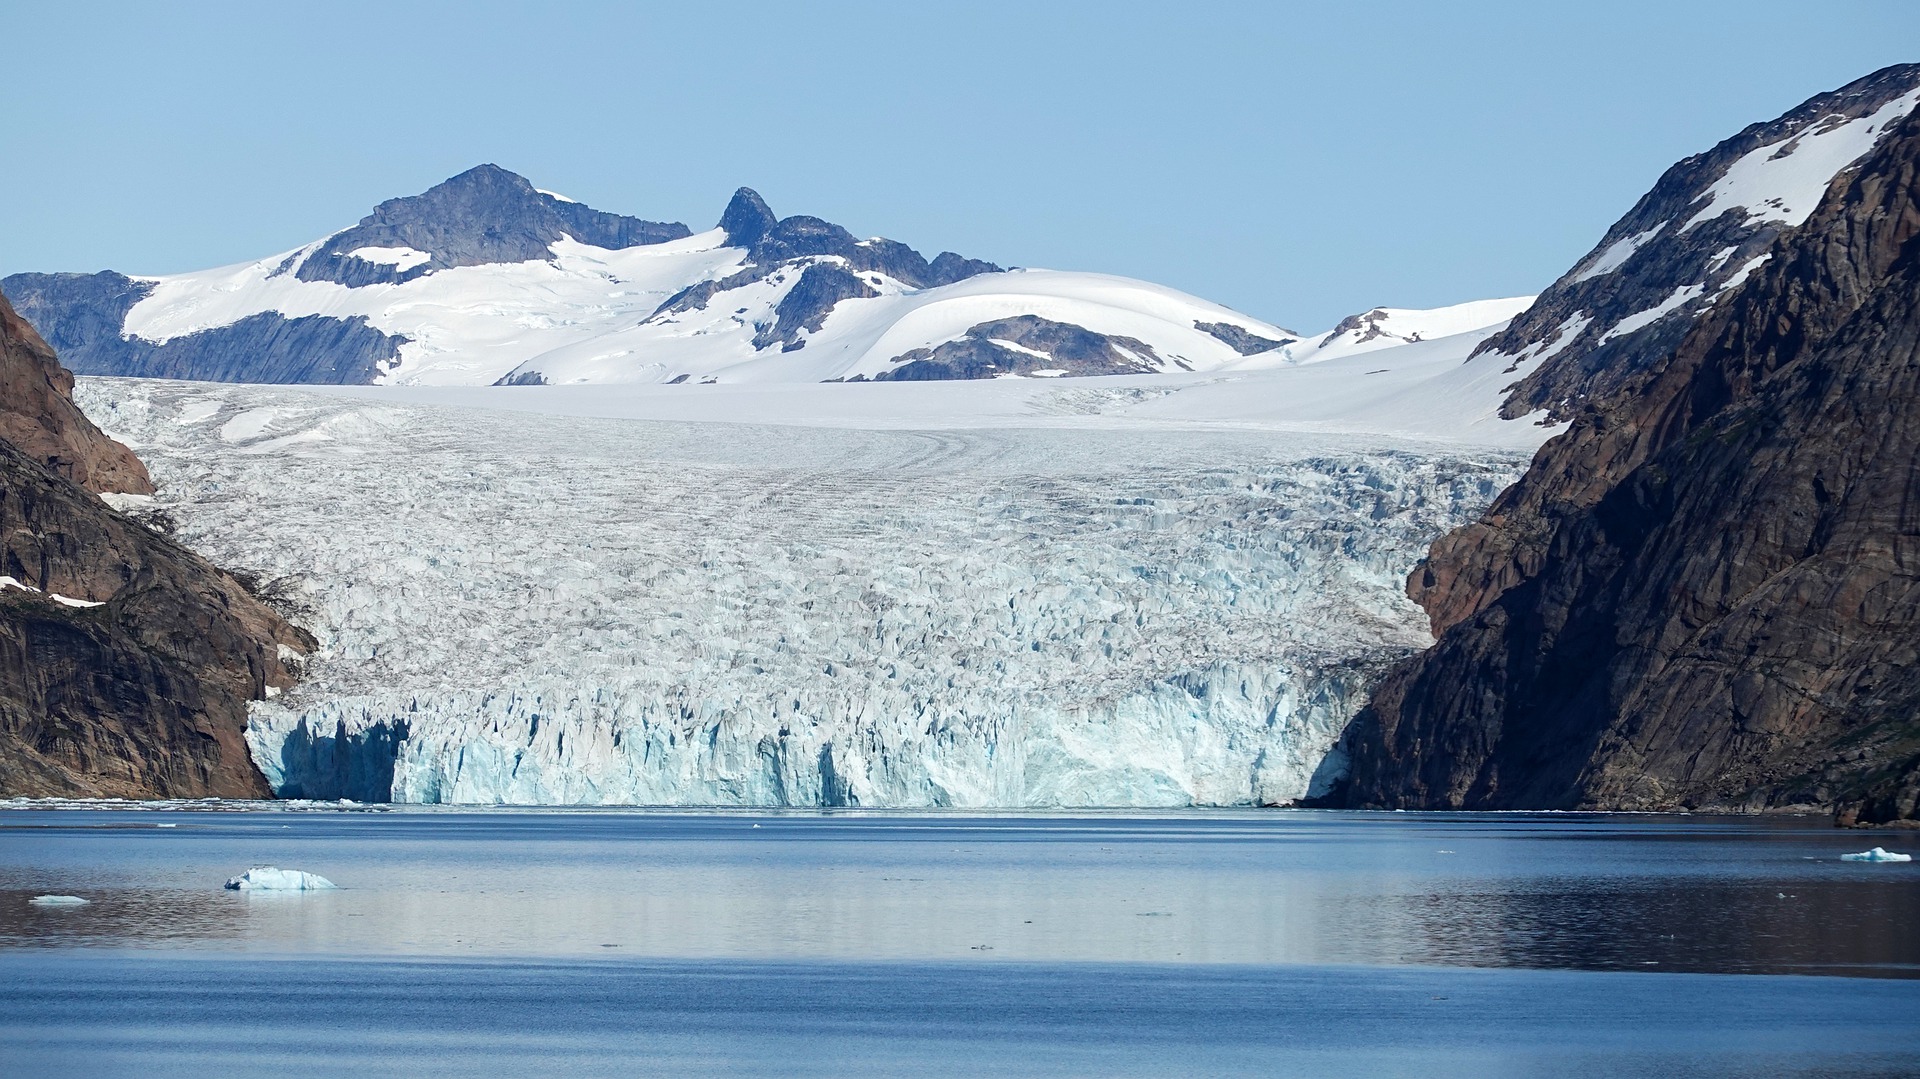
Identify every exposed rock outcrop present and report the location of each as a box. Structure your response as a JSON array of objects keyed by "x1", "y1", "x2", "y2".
[
  {"x1": 0, "y1": 287, "x2": 311, "y2": 798},
  {"x1": 293, "y1": 163, "x2": 689, "y2": 287},
  {"x1": 1194, "y1": 320, "x2": 1295, "y2": 356},
  {"x1": 1341, "y1": 102, "x2": 1920, "y2": 823},
  {"x1": 751, "y1": 263, "x2": 878, "y2": 351},
  {"x1": 1477, "y1": 64, "x2": 1920, "y2": 422},
  {"x1": 869, "y1": 315, "x2": 1171, "y2": 381},
  {"x1": 3, "y1": 272, "x2": 408, "y2": 384},
  {"x1": 0, "y1": 290, "x2": 151, "y2": 495}
]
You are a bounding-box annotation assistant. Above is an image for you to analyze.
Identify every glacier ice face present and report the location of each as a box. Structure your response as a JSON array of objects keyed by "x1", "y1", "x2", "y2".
[{"x1": 77, "y1": 372, "x2": 1529, "y2": 807}]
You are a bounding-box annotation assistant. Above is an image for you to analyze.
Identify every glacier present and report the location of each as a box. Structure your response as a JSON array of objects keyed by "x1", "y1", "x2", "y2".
[{"x1": 75, "y1": 325, "x2": 1549, "y2": 807}]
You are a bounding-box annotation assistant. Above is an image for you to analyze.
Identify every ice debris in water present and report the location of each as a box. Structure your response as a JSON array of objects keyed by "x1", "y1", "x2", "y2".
[
  {"x1": 29, "y1": 895, "x2": 90, "y2": 906},
  {"x1": 224, "y1": 867, "x2": 337, "y2": 890},
  {"x1": 1839, "y1": 847, "x2": 1912, "y2": 863}
]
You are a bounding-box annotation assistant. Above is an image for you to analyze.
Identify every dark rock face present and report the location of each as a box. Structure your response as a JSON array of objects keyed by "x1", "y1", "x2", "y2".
[
  {"x1": 752, "y1": 264, "x2": 878, "y2": 351},
  {"x1": 293, "y1": 163, "x2": 689, "y2": 287},
  {"x1": 0, "y1": 289, "x2": 151, "y2": 495},
  {"x1": 1479, "y1": 64, "x2": 1920, "y2": 423},
  {"x1": 1194, "y1": 320, "x2": 1296, "y2": 356},
  {"x1": 0, "y1": 288, "x2": 312, "y2": 798},
  {"x1": 872, "y1": 315, "x2": 1168, "y2": 381},
  {"x1": 718, "y1": 187, "x2": 777, "y2": 248},
  {"x1": 4, "y1": 270, "x2": 408, "y2": 384},
  {"x1": 731, "y1": 199, "x2": 1004, "y2": 291},
  {"x1": 1340, "y1": 107, "x2": 1920, "y2": 823},
  {"x1": 628, "y1": 188, "x2": 1007, "y2": 362},
  {"x1": 927, "y1": 251, "x2": 1005, "y2": 287}
]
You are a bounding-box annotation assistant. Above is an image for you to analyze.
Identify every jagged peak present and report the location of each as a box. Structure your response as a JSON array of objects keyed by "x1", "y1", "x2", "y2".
[
  {"x1": 719, "y1": 187, "x2": 777, "y2": 247},
  {"x1": 364, "y1": 163, "x2": 543, "y2": 220}
]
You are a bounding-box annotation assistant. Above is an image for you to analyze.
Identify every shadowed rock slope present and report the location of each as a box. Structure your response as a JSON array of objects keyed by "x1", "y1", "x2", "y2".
[
  {"x1": 0, "y1": 288, "x2": 311, "y2": 798},
  {"x1": 1342, "y1": 109, "x2": 1920, "y2": 823}
]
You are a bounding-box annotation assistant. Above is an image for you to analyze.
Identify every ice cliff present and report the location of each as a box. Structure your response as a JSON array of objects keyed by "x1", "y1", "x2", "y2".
[{"x1": 75, "y1": 342, "x2": 1537, "y2": 807}]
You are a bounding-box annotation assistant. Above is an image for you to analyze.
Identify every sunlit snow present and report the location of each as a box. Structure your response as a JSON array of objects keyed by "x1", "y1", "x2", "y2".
[
  {"x1": 346, "y1": 246, "x2": 432, "y2": 271},
  {"x1": 118, "y1": 228, "x2": 1298, "y2": 388},
  {"x1": 1682, "y1": 88, "x2": 1920, "y2": 232}
]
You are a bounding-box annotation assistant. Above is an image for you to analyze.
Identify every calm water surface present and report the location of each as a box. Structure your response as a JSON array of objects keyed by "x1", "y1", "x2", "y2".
[{"x1": 2, "y1": 807, "x2": 1916, "y2": 1077}]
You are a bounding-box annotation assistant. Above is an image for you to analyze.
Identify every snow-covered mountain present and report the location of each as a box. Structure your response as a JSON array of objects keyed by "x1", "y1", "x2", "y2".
[
  {"x1": 1476, "y1": 63, "x2": 1920, "y2": 420},
  {"x1": 37, "y1": 64, "x2": 1920, "y2": 809},
  {"x1": 5, "y1": 166, "x2": 1300, "y2": 387}
]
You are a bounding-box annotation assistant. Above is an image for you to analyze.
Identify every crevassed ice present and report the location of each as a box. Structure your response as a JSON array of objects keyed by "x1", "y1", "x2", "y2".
[{"x1": 77, "y1": 377, "x2": 1526, "y2": 807}]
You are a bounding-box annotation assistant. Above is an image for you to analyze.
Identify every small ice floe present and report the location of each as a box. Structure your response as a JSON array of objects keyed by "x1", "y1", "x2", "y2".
[
  {"x1": 224, "y1": 866, "x2": 337, "y2": 891},
  {"x1": 1840, "y1": 847, "x2": 1912, "y2": 863},
  {"x1": 29, "y1": 895, "x2": 89, "y2": 906}
]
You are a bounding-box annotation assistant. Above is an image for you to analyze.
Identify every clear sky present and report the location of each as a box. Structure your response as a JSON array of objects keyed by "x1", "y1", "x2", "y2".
[{"x1": 3, "y1": 1, "x2": 1914, "y2": 331}]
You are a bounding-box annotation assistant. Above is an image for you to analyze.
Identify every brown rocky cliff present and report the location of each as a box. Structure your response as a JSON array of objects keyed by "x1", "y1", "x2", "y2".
[
  {"x1": 1341, "y1": 111, "x2": 1920, "y2": 821},
  {"x1": 0, "y1": 290, "x2": 151, "y2": 496},
  {"x1": 0, "y1": 288, "x2": 312, "y2": 798}
]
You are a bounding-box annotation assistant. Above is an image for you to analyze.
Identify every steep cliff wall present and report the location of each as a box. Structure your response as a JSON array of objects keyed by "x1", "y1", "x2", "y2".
[
  {"x1": 1343, "y1": 111, "x2": 1920, "y2": 823},
  {"x1": 0, "y1": 290, "x2": 151, "y2": 496},
  {"x1": 0, "y1": 288, "x2": 311, "y2": 798}
]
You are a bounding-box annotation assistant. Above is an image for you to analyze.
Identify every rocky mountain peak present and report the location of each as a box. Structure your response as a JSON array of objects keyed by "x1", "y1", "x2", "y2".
[
  {"x1": 290, "y1": 164, "x2": 691, "y2": 287},
  {"x1": 719, "y1": 187, "x2": 778, "y2": 247},
  {"x1": 1475, "y1": 62, "x2": 1920, "y2": 423}
]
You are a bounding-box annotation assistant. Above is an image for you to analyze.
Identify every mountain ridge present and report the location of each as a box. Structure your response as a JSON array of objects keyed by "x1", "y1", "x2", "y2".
[{"x1": 4, "y1": 171, "x2": 1296, "y2": 388}]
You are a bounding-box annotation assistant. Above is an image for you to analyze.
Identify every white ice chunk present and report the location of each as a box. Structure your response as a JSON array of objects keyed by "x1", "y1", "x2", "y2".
[
  {"x1": 1840, "y1": 847, "x2": 1912, "y2": 863},
  {"x1": 224, "y1": 866, "x2": 338, "y2": 890},
  {"x1": 29, "y1": 895, "x2": 90, "y2": 906}
]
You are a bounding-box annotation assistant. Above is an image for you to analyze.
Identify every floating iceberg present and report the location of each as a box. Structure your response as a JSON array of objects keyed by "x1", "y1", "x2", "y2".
[
  {"x1": 28, "y1": 895, "x2": 90, "y2": 906},
  {"x1": 224, "y1": 866, "x2": 337, "y2": 890},
  {"x1": 1840, "y1": 847, "x2": 1912, "y2": 863}
]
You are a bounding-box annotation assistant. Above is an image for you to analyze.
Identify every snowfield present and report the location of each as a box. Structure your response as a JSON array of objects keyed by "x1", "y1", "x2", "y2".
[
  {"x1": 76, "y1": 324, "x2": 1550, "y2": 807},
  {"x1": 119, "y1": 229, "x2": 1299, "y2": 387}
]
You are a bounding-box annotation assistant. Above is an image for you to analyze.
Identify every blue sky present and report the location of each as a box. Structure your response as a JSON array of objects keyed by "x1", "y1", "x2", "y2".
[{"x1": 3, "y1": 1, "x2": 1914, "y2": 330}]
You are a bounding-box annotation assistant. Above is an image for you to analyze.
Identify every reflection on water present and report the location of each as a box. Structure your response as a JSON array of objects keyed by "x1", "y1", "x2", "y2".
[{"x1": 2, "y1": 809, "x2": 1916, "y2": 976}]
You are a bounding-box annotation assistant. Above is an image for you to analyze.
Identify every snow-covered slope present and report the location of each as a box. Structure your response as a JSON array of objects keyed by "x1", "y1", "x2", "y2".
[
  {"x1": 1478, "y1": 63, "x2": 1920, "y2": 419},
  {"x1": 1229, "y1": 297, "x2": 1534, "y2": 369},
  {"x1": 74, "y1": 323, "x2": 1550, "y2": 807},
  {"x1": 6, "y1": 168, "x2": 1298, "y2": 388}
]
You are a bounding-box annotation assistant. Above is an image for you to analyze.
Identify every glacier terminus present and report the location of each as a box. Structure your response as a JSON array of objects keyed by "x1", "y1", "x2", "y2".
[{"x1": 78, "y1": 317, "x2": 1547, "y2": 807}]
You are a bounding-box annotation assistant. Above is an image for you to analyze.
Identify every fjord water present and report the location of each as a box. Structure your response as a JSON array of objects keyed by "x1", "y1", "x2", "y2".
[{"x1": 2, "y1": 810, "x2": 1917, "y2": 1077}]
